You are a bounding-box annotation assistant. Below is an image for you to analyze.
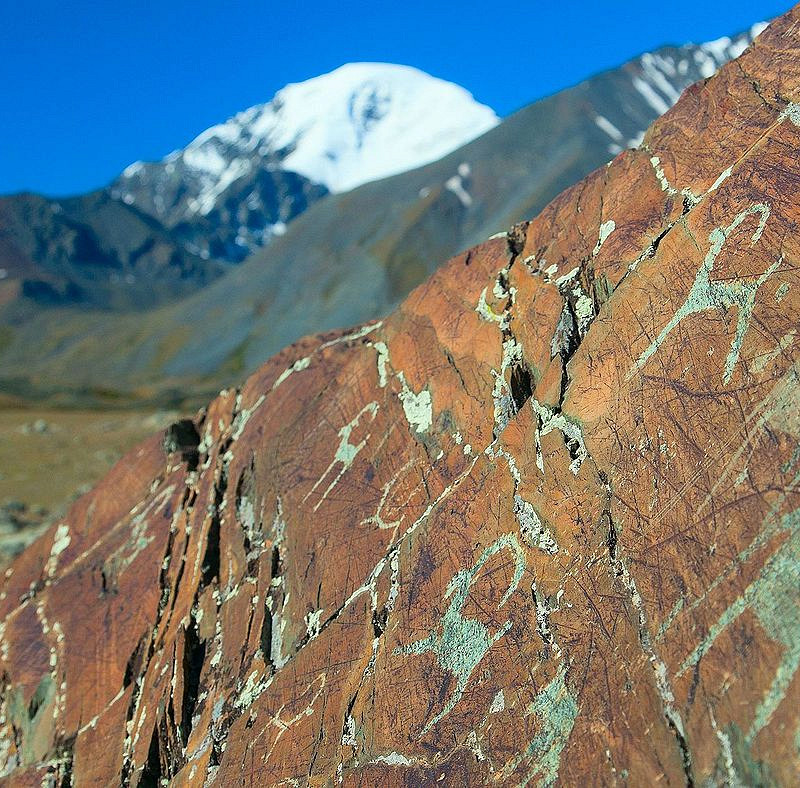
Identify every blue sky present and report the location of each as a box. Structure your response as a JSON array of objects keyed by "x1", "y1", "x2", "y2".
[{"x1": 1, "y1": 0, "x2": 790, "y2": 196}]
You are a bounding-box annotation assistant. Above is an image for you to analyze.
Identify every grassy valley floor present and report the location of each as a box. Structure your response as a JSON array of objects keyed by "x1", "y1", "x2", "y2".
[{"x1": 0, "y1": 407, "x2": 179, "y2": 567}]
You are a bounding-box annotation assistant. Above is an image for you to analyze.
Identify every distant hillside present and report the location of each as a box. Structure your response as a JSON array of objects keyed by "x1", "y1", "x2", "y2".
[
  {"x1": 0, "y1": 64, "x2": 495, "y2": 312},
  {"x1": 0, "y1": 25, "x2": 765, "y2": 405}
]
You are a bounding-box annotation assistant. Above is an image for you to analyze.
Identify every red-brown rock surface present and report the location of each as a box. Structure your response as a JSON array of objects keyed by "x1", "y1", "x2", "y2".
[{"x1": 2, "y1": 9, "x2": 800, "y2": 786}]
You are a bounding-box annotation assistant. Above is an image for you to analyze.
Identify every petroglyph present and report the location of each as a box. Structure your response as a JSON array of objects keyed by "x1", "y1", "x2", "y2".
[
  {"x1": 395, "y1": 533, "x2": 526, "y2": 734},
  {"x1": 632, "y1": 203, "x2": 781, "y2": 383},
  {"x1": 501, "y1": 663, "x2": 578, "y2": 787},
  {"x1": 304, "y1": 402, "x2": 379, "y2": 511},
  {"x1": 677, "y1": 507, "x2": 800, "y2": 745}
]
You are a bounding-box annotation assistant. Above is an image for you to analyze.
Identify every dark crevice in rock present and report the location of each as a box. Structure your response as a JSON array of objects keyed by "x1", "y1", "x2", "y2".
[
  {"x1": 260, "y1": 606, "x2": 273, "y2": 668},
  {"x1": 122, "y1": 633, "x2": 147, "y2": 689},
  {"x1": 200, "y1": 484, "x2": 223, "y2": 588},
  {"x1": 121, "y1": 413, "x2": 209, "y2": 780},
  {"x1": 666, "y1": 714, "x2": 696, "y2": 788},
  {"x1": 180, "y1": 622, "x2": 206, "y2": 746},
  {"x1": 641, "y1": 221, "x2": 673, "y2": 264},
  {"x1": 236, "y1": 457, "x2": 262, "y2": 574},
  {"x1": 443, "y1": 348, "x2": 468, "y2": 393},
  {"x1": 56, "y1": 736, "x2": 75, "y2": 788},
  {"x1": 139, "y1": 724, "x2": 163, "y2": 788},
  {"x1": 604, "y1": 510, "x2": 618, "y2": 564},
  {"x1": 510, "y1": 363, "x2": 534, "y2": 413},
  {"x1": 270, "y1": 543, "x2": 282, "y2": 581},
  {"x1": 163, "y1": 419, "x2": 201, "y2": 472},
  {"x1": 372, "y1": 606, "x2": 388, "y2": 638},
  {"x1": 492, "y1": 220, "x2": 536, "y2": 434},
  {"x1": 530, "y1": 584, "x2": 556, "y2": 657}
]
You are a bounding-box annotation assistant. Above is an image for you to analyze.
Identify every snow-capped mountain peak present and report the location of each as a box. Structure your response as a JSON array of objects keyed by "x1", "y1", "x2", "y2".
[
  {"x1": 186, "y1": 63, "x2": 498, "y2": 195},
  {"x1": 241, "y1": 62, "x2": 499, "y2": 193},
  {"x1": 111, "y1": 63, "x2": 497, "y2": 261}
]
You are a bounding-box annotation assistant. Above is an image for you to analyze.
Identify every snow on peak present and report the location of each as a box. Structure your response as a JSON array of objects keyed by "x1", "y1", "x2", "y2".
[{"x1": 177, "y1": 63, "x2": 498, "y2": 196}]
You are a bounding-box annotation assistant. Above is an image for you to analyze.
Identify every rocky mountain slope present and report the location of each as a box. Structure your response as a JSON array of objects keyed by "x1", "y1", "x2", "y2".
[
  {"x1": 0, "y1": 192, "x2": 224, "y2": 310},
  {"x1": 1, "y1": 8, "x2": 798, "y2": 784},
  {"x1": 0, "y1": 25, "x2": 766, "y2": 404}
]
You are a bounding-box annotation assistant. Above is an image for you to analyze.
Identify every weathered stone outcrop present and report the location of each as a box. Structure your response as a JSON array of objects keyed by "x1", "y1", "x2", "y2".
[{"x1": 2, "y1": 9, "x2": 800, "y2": 785}]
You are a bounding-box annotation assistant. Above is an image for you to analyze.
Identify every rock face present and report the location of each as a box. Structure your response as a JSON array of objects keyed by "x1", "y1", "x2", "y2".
[{"x1": 2, "y1": 9, "x2": 800, "y2": 786}]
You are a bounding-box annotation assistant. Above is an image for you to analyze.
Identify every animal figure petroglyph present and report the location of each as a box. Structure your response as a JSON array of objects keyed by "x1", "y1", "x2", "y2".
[
  {"x1": 633, "y1": 203, "x2": 781, "y2": 383},
  {"x1": 395, "y1": 533, "x2": 526, "y2": 734}
]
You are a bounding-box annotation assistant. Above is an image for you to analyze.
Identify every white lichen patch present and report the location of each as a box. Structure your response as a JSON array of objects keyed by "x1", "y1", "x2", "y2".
[
  {"x1": 649, "y1": 154, "x2": 700, "y2": 205},
  {"x1": 531, "y1": 399, "x2": 588, "y2": 476},
  {"x1": 650, "y1": 155, "x2": 674, "y2": 193},
  {"x1": 514, "y1": 495, "x2": 558, "y2": 554},
  {"x1": 373, "y1": 341, "x2": 390, "y2": 387},
  {"x1": 492, "y1": 338, "x2": 524, "y2": 434},
  {"x1": 272, "y1": 356, "x2": 311, "y2": 391},
  {"x1": 593, "y1": 219, "x2": 616, "y2": 256},
  {"x1": 304, "y1": 609, "x2": 324, "y2": 639},
  {"x1": 476, "y1": 287, "x2": 504, "y2": 324},
  {"x1": 271, "y1": 322, "x2": 384, "y2": 396},
  {"x1": 396, "y1": 373, "x2": 433, "y2": 434},
  {"x1": 341, "y1": 714, "x2": 357, "y2": 747},
  {"x1": 543, "y1": 262, "x2": 559, "y2": 281},
  {"x1": 230, "y1": 393, "x2": 265, "y2": 440},
  {"x1": 489, "y1": 689, "x2": 505, "y2": 714},
  {"x1": 708, "y1": 165, "x2": 732, "y2": 192},
  {"x1": 45, "y1": 523, "x2": 71, "y2": 578},
  {"x1": 370, "y1": 752, "x2": 416, "y2": 766}
]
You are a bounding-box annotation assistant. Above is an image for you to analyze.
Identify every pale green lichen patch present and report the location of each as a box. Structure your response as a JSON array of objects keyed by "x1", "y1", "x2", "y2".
[
  {"x1": 1, "y1": 674, "x2": 57, "y2": 772},
  {"x1": 780, "y1": 102, "x2": 800, "y2": 126},
  {"x1": 395, "y1": 533, "x2": 526, "y2": 734},
  {"x1": 632, "y1": 203, "x2": 780, "y2": 384},
  {"x1": 367, "y1": 340, "x2": 433, "y2": 434},
  {"x1": 751, "y1": 330, "x2": 796, "y2": 374}
]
